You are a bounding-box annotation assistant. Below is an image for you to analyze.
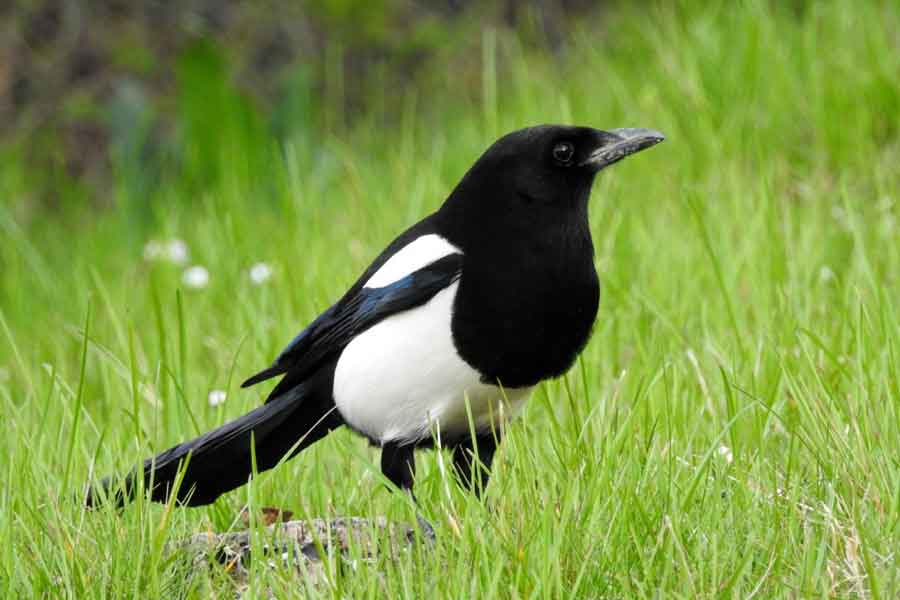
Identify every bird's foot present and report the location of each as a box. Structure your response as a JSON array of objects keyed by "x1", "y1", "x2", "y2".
[{"x1": 406, "y1": 514, "x2": 436, "y2": 544}]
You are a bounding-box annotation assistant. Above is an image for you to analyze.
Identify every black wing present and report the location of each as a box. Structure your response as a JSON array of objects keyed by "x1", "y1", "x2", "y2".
[{"x1": 241, "y1": 253, "x2": 463, "y2": 400}]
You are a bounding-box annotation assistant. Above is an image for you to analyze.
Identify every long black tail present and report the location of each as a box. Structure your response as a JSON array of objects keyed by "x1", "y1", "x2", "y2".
[{"x1": 85, "y1": 372, "x2": 342, "y2": 508}]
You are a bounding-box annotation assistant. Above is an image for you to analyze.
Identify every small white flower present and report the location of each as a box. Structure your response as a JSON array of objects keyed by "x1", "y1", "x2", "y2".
[
  {"x1": 819, "y1": 265, "x2": 835, "y2": 282},
  {"x1": 182, "y1": 265, "x2": 210, "y2": 289},
  {"x1": 717, "y1": 445, "x2": 734, "y2": 464},
  {"x1": 166, "y1": 239, "x2": 189, "y2": 264},
  {"x1": 208, "y1": 389, "x2": 227, "y2": 407},
  {"x1": 248, "y1": 262, "x2": 273, "y2": 285},
  {"x1": 143, "y1": 240, "x2": 163, "y2": 261},
  {"x1": 143, "y1": 238, "x2": 190, "y2": 263}
]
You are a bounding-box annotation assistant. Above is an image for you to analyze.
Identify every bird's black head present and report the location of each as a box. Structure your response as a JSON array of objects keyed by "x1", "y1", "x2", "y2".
[{"x1": 437, "y1": 124, "x2": 664, "y2": 246}]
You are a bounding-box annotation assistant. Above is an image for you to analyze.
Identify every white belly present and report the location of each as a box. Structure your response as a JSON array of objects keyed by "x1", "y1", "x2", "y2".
[{"x1": 332, "y1": 281, "x2": 533, "y2": 444}]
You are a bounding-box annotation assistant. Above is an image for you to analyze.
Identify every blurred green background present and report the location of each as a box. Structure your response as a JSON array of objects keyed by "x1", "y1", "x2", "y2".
[
  {"x1": 1, "y1": 0, "x2": 600, "y2": 206},
  {"x1": 2, "y1": 1, "x2": 900, "y2": 597}
]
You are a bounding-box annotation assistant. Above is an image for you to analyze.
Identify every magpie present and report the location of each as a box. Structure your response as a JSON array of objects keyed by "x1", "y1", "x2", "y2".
[{"x1": 85, "y1": 124, "x2": 663, "y2": 515}]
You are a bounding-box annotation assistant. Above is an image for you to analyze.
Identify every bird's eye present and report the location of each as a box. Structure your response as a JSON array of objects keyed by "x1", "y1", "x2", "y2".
[{"x1": 552, "y1": 142, "x2": 575, "y2": 164}]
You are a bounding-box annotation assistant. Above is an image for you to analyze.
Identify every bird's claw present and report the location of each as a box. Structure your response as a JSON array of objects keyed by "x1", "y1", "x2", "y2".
[{"x1": 406, "y1": 514, "x2": 436, "y2": 544}]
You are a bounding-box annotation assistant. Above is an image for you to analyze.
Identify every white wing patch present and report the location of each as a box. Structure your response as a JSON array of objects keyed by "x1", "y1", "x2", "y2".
[
  {"x1": 364, "y1": 234, "x2": 461, "y2": 288},
  {"x1": 332, "y1": 281, "x2": 532, "y2": 444}
]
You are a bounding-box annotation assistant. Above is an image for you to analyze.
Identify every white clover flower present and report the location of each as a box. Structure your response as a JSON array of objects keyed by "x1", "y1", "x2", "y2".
[
  {"x1": 166, "y1": 239, "x2": 189, "y2": 264},
  {"x1": 717, "y1": 445, "x2": 734, "y2": 464},
  {"x1": 208, "y1": 389, "x2": 227, "y2": 407},
  {"x1": 182, "y1": 265, "x2": 210, "y2": 289},
  {"x1": 248, "y1": 262, "x2": 273, "y2": 285},
  {"x1": 143, "y1": 238, "x2": 189, "y2": 263},
  {"x1": 143, "y1": 240, "x2": 164, "y2": 261}
]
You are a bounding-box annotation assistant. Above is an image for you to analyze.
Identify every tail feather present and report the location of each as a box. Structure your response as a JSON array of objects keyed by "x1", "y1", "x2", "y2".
[{"x1": 85, "y1": 370, "x2": 342, "y2": 508}]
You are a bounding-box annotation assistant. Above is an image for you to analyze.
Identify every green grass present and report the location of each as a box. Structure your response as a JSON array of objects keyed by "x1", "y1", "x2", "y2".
[{"x1": 3, "y1": 0, "x2": 900, "y2": 597}]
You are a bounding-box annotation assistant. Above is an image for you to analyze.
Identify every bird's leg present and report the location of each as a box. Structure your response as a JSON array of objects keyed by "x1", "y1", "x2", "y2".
[
  {"x1": 380, "y1": 442, "x2": 435, "y2": 541},
  {"x1": 380, "y1": 441, "x2": 417, "y2": 495},
  {"x1": 452, "y1": 431, "x2": 499, "y2": 498}
]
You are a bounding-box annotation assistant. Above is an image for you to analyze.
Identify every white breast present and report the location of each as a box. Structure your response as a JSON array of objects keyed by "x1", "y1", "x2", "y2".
[{"x1": 333, "y1": 282, "x2": 532, "y2": 445}]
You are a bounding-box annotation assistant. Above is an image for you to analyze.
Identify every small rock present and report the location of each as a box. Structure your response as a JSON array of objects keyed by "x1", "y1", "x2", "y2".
[{"x1": 178, "y1": 517, "x2": 425, "y2": 592}]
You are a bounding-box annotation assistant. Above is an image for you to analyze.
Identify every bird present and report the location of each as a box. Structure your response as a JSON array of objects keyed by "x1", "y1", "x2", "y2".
[{"x1": 85, "y1": 124, "x2": 664, "y2": 525}]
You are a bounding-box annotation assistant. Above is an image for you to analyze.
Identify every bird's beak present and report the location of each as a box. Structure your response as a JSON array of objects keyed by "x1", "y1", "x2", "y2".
[{"x1": 580, "y1": 128, "x2": 665, "y2": 170}]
